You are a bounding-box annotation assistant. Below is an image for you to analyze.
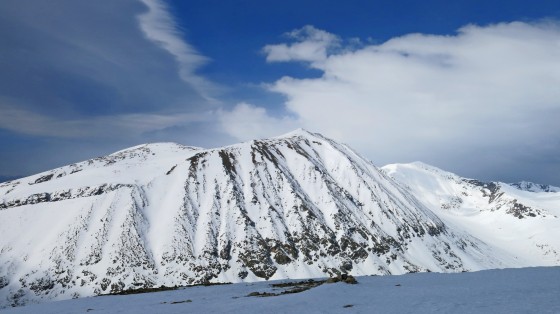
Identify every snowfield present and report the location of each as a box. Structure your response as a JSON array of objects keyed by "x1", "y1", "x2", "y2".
[{"x1": 2, "y1": 266, "x2": 559, "y2": 314}]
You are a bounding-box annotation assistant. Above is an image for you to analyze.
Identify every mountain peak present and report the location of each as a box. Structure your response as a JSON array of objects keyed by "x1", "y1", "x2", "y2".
[
  {"x1": 383, "y1": 161, "x2": 453, "y2": 178},
  {"x1": 109, "y1": 142, "x2": 200, "y2": 155},
  {"x1": 276, "y1": 128, "x2": 320, "y2": 139}
]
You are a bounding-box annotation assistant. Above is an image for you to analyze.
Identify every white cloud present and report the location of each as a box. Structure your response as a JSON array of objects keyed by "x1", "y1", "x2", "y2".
[
  {"x1": 137, "y1": 0, "x2": 220, "y2": 102},
  {"x1": 0, "y1": 100, "x2": 208, "y2": 139},
  {"x1": 0, "y1": 0, "x2": 226, "y2": 177},
  {"x1": 219, "y1": 103, "x2": 299, "y2": 141},
  {"x1": 252, "y1": 22, "x2": 560, "y2": 183},
  {"x1": 263, "y1": 25, "x2": 340, "y2": 63},
  {"x1": 0, "y1": 0, "x2": 224, "y2": 140}
]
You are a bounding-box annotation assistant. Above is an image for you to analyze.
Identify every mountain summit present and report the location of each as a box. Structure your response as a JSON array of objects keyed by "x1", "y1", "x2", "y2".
[{"x1": 1, "y1": 131, "x2": 558, "y2": 307}]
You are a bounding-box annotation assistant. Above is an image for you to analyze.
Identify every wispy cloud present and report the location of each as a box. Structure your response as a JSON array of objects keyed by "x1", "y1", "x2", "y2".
[
  {"x1": 263, "y1": 25, "x2": 340, "y2": 64},
  {"x1": 0, "y1": 100, "x2": 208, "y2": 139},
  {"x1": 137, "y1": 0, "x2": 220, "y2": 102},
  {"x1": 0, "y1": 0, "x2": 220, "y2": 139},
  {"x1": 0, "y1": 0, "x2": 228, "y2": 177}
]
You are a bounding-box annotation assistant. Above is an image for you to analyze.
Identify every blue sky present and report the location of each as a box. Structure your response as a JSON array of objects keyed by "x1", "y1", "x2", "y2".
[{"x1": 1, "y1": 0, "x2": 560, "y2": 185}]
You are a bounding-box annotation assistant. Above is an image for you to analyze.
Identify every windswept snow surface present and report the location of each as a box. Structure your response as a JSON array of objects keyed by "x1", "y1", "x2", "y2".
[
  {"x1": 0, "y1": 130, "x2": 558, "y2": 308},
  {"x1": 2, "y1": 267, "x2": 560, "y2": 314}
]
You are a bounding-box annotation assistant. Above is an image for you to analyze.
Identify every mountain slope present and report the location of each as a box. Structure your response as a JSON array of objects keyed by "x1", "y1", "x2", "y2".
[
  {"x1": 0, "y1": 130, "x2": 542, "y2": 307},
  {"x1": 382, "y1": 162, "x2": 560, "y2": 267}
]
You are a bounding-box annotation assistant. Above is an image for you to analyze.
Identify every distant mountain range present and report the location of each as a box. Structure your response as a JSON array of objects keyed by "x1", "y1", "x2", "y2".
[
  {"x1": 1, "y1": 129, "x2": 559, "y2": 308},
  {"x1": 509, "y1": 181, "x2": 559, "y2": 193},
  {"x1": 0, "y1": 176, "x2": 21, "y2": 184}
]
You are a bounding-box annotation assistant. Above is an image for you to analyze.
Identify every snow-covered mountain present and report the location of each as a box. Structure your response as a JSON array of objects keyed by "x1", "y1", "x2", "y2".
[
  {"x1": 509, "y1": 181, "x2": 560, "y2": 193},
  {"x1": 382, "y1": 162, "x2": 560, "y2": 267},
  {"x1": 0, "y1": 130, "x2": 557, "y2": 308}
]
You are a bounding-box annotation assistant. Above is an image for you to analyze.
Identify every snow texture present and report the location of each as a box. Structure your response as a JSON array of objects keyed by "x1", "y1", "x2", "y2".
[{"x1": 2, "y1": 267, "x2": 560, "y2": 313}]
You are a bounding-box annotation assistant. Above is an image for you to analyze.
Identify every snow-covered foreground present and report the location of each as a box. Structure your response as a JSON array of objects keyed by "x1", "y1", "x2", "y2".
[{"x1": 3, "y1": 266, "x2": 559, "y2": 314}]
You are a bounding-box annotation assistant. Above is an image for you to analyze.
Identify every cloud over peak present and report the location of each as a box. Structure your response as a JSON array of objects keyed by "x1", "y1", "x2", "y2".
[{"x1": 235, "y1": 21, "x2": 560, "y2": 183}]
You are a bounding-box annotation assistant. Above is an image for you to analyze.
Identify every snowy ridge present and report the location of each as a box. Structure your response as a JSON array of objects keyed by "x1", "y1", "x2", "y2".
[
  {"x1": 509, "y1": 181, "x2": 560, "y2": 193},
  {"x1": 0, "y1": 130, "x2": 556, "y2": 307},
  {"x1": 382, "y1": 162, "x2": 560, "y2": 268}
]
